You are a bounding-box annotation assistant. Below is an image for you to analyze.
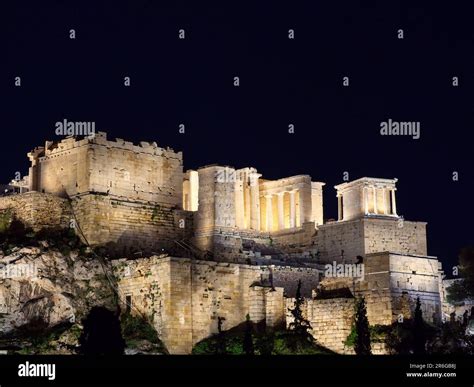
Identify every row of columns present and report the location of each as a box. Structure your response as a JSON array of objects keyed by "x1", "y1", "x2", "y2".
[
  {"x1": 235, "y1": 171, "x2": 261, "y2": 230},
  {"x1": 249, "y1": 176, "x2": 261, "y2": 230},
  {"x1": 337, "y1": 185, "x2": 398, "y2": 222},
  {"x1": 263, "y1": 189, "x2": 300, "y2": 232},
  {"x1": 362, "y1": 186, "x2": 397, "y2": 216},
  {"x1": 233, "y1": 168, "x2": 309, "y2": 232}
]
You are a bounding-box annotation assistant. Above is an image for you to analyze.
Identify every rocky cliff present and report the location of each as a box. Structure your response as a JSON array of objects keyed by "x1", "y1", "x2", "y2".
[{"x1": 0, "y1": 219, "x2": 120, "y2": 353}]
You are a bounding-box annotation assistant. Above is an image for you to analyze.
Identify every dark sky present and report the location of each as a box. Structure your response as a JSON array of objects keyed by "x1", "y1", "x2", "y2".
[{"x1": 2, "y1": 1, "x2": 473, "y2": 272}]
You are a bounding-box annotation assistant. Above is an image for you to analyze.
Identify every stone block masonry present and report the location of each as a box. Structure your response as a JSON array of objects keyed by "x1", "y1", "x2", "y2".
[
  {"x1": 114, "y1": 256, "x2": 319, "y2": 354},
  {"x1": 3, "y1": 131, "x2": 443, "y2": 357},
  {"x1": 318, "y1": 251, "x2": 442, "y2": 326},
  {"x1": 72, "y1": 194, "x2": 194, "y2": 255},
  {"x1": 0, "y1": 192, "x2": 72, "y2": 230},
  {"x1": 21, "y1": 132, "x2": 192, "y2": 254},
  {"x1": 310, "y1": 298, "x2": 354, "y2": 354},
  {"x1": 0, "y1": 191, "x2": 194, "y2": 255},
  {"x1": 314, "y1": 217, "x2": 427, "y2": 263},
  {"x1": 28, "y1": 132, "x2": 183, "y2": 206},
  {"x1": 285, "y1": 297, "x2": 356, "y2": 354}
]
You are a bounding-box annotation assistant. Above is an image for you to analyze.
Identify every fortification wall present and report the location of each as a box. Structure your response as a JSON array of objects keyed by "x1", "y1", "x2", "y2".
[
  {"x1": 361, "y1": 253, "x2": 441, "y2": 323},
  {"x1": 72, "y1": 194, "x2": 193, "y2": 255},
  {"x1": 30, "y1": 132, "x2": 183, "y2": 206},
  {"x1": 314, "y1": 217, "x2": 428, "y2": 263},
  {"x1": 319, "y1": 252, "x2": 442, "y2": 325},
  {"x1": 314, "y1": 219, "x2": 365, "y2": 263},
  {"x1": 272, "y1": 266, "x2": 320, "y2": 298},
  {"x1": 364, "y1": 218, "x2": 427, "y2": 256},
  {"x1": 388, "y1": 253, "x2": 441, "y2": 322},
  {"x1": 309, "y1": 298, "x2": 354, "y2": 354},
  {"x1": 285, "y1": 297, "x2": 354, "y2": 354},
  {"x1": 32, "y1": 140, "x2": 90, "y2": 197},
  {"x1": 0, "y1": 192, "x2": 72, "y2": 230},
  {"x1": 114, "y1": 257, "x2": 320, "y2": 354}
]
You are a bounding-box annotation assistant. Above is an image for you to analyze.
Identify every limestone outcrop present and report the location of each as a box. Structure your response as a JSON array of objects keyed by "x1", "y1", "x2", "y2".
[{"x1": 0, "y1": 244, "x2": 116, "y2": 335}]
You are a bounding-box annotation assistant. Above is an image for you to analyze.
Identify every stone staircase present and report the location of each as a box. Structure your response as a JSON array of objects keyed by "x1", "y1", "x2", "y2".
[{"x1": 173, "y1": 239, "x2": 214, "y2": 261}]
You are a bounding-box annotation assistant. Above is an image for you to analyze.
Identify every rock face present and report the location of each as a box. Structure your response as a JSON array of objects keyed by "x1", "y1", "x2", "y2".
[{"x1": 0, "y1": 245, "x2": 117, "y2": 335}]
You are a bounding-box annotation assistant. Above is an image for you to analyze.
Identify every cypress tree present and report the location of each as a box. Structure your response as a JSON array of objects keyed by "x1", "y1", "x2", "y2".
[
  {"x1": 288, "y1": 280, "x2": 313, "y2": 341},
  {"x1": 354, "y1": 296, "x2": 371, "y2": 355},
  {"x1": 243, "y1": 314, "x2": 254, "y2": 355},
  {"x1": 215, "y1": 316, "x2": 227, "y2": 355},
  {"x1": 413, "y1": 297, "x2": 426, "y2": 354}
]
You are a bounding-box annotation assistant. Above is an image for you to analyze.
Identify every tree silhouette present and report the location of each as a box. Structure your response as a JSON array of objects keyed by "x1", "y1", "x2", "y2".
[
  {"x1": 243, "y1": 314, "x2": 254, "y2": 355},
  {"x1": 446, "y1": 247, "x2": 474, "y2": 302},
  {"x1": 413, "y1": 297, "x2": 426, "y2": 354},
  {"x1": 354, "y1": 296, "x2": 371, "y2": 355},
  {"x1": 288, "y1": 280, "x2": 313, "y2": 341},
  {"x1": 215, "y1": 316, "x2": 227, "y2": 355},
  {"x1": 79, "y1": 307, "x2": 125, "y2": 355}
]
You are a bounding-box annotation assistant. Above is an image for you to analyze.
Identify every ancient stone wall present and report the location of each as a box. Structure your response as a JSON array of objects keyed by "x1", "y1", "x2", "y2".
[
  {"x1": 193, "y1": 166, "x2": 236, "y2": 253},
  {"x1": 314, "y1": 217, "x2": 428, "y2": 264},
  {"x1": 114, "y1": 257, "x2": 320, "y2": 354},
  {"x1": 115, "y1": 255, "x2": 405, "y2": 355},
  {"x1": 314, "y1": 277, "x2": 392, "y2": 328},
  {"x1": 0, "y1": 192, "x2": 72, "y2": 231},
  {"x1": 29, "y1": 132, "x2": 183, "y2": 206},
  {"x1": 272, "y1": 265, "x2": 320, "y2": 298},
  {"x1": 363, "y1": 218, "x2": 427, "y2": 256},
  {"x1": 112, "y1": 256, "x2": 170, "y2": 337},
  {"x1": 314, "y1": 219, "x2": 365, "y2": 263},
  {"x1": 115, "y1": 257, "x2": 266, "y2": 353},
  {"x1": 72, "y1": 194, "x2": 193, "y2": 255},
  {"x1": 309, "y1": 298, "x2": 355, "y2": 354},
  {"x1": 193, "y1": 221, "x2": 317, "y2": 263},
  {"x1": 386, "y1": 253, "x2": 441, "y2": 323},
  {"x1": 272, "y1": 222, "x2": 315, "y2": 250},
  {"x1": 28, "y1": 137, "x2": 90, "y2": 197},
  {"x1": 319, "y1": 252, "x2": 442, "y2": 325},
  {"x1": 286, "y1": 297, "x2": 355, "y2": 354}
]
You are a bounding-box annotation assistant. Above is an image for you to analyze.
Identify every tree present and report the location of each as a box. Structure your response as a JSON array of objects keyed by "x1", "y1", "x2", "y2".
[
  {"x1": 446, "y1": 247, "x2": 474, "y2": 303},
  {"x1": 215, "y1": 316, "x2": 227, "y2": 355},
  {"x1": 79, "y1": 307, "x2": 125, "y2": 355},
  {"x1": 243, "y1": 314, "x2": 254, "y2": 355},
  {"x1": 413, "y1": 297, "x2": 426, "y2": 354},
  {"x1": 354, "y1": 296, "x2": 371, "y2": 355},
  {"x1": 288, "y1": 280, "x2": 313, "y2": 341},
  {"x1": 256, "y1": 330, "x2": 274, "y2": 355}
]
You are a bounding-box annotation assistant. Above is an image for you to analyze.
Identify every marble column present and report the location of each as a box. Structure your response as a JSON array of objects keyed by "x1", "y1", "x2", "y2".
[
  {"x1": 277, "y1": 192, "x2": 285, "y2": 230},
  {"x1": 372, "y1": 186, "x2": 378, "y2": 214},
  {"x1": 391, "y1": 189, "x2": 397, "y2": 215},
  {"x1": 298, "y1": 189, "x2": 305, "y2": 226},
  {"x1": 289, "y1": 190, "x2": 296, "y2": 228},
  {"x1": 363, "y1": 186, "x2": 368, "y2": 215},
  {"x1": 235, "y1": 176, "x2": 245, "y2": 229},
  {"x1": 265, "y1": 194, "x2": 273, "y2": 232},
  {"x1": 249, "y1": 173, "x2": 261, "y2": 230},
  {"x1": 337, "y1": 195, "x2": 342, "y2": 221},
  {"x1": 244, "y1": 178, "x2": 251, "y2": 228}
]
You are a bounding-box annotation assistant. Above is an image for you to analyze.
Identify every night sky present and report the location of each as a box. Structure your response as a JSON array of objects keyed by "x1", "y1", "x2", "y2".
[{"x1": 2, "y1": 1, "x2": 473, "y2": 272}]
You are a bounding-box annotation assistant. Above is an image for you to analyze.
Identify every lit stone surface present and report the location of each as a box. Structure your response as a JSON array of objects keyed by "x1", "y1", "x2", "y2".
[
  {"x1": 335, "y1": 177, "x2": 398, "y2": 221},
  {"x1": 114, "y1": 256, "x2": 318, "y2": 354},
  {"x1": 0, "y1": 132, "x2": 445, "y2": 355}
]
